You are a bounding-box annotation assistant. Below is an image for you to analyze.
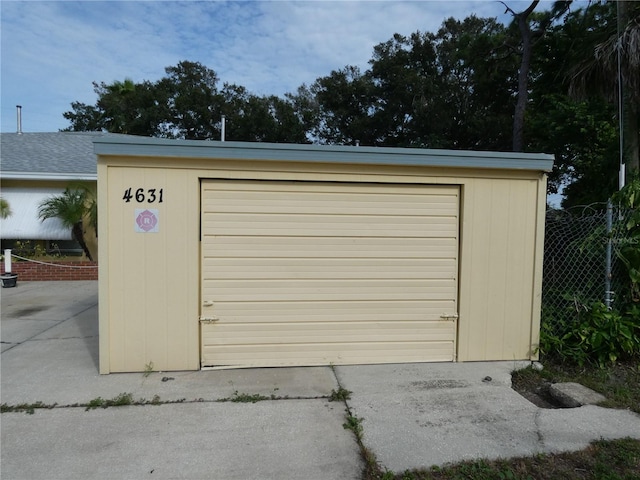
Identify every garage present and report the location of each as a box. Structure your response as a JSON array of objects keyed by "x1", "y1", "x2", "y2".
[
  {"x1": 200, "y1": 179, "x2": 459, "y2": 367},
  {"x1": 95, "y1": 136, "x2": 551, "y2": 373}
]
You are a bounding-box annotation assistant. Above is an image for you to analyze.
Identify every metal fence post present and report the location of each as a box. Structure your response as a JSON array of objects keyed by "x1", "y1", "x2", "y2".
[{"x1": 605, "y1": 199, "x2": 613, "y2": 309}]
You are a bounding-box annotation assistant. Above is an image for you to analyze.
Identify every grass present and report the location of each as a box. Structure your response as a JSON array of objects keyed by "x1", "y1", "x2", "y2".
[
  {"x1": 513, "y1": 359, "x2": 640, "y2": 413},
  {"x1": 376, "y1": 438, "x2": 640, "y2": 480}
]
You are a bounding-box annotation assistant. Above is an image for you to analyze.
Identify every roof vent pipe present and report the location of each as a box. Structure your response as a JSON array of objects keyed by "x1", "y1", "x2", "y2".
[
  {"x1": 221, "y1": 115, "x2": 226, "y2": 142},
  {"x1": 16, "y1": 105, "x2": 23, "y2": 134}
]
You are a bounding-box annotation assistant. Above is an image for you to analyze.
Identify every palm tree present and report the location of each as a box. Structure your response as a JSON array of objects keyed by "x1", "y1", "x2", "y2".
[
  {"x1": 38, "y1": 188, "x2": 95, "y2": 261},
  {"x1": 568, "y1": 1, "x2": 640, "y2": 174},
  {"x1": 0, "y1": 198, "x2": 11, "y2": 219}
]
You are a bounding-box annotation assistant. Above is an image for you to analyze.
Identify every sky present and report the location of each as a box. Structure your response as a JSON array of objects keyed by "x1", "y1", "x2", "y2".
[{"x1": 1, "y1": 0, "x2": 563, "y2": 133}]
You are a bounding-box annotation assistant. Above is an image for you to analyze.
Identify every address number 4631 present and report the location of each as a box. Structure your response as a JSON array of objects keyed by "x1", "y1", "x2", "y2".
[{"x1": 122, "y1": 188, "x2": 164, "y2": 203}]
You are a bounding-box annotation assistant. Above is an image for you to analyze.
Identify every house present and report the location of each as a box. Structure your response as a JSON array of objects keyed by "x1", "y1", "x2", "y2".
[
  {"x1": 1, "y1": 132, "x2": 102, "y2": 256},
  {"x1": 95, "y1": 135, "x2": 552, "y2": 373}
]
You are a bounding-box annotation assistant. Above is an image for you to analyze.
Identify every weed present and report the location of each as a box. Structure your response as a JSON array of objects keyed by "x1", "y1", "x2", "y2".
[
  {"x1": 382, "y1": 438, "x2": 640, "y2": 479},
  {"x1": 110, "y1": 392, "x2": 134, "y2": 406},
  {"x1": 343, "y1": 415, "x2": 364, "y2": 438},
  {"x1": 216, "y1": 391, "x2": 270, "y2": 403},
  {"x1": 143, "y1": 361, "x2": 154, "y2": 378},
  {"x1": 329, "y1": 386, "x2": 352, "y2": 402},
  {"x1": 329, "y1": 364, "x2": 385, "y2": 479},
  {"x1": 141, "y1": 395, "x2": 162, "y2": 405},
  {"x1": 0, "y1": 401, "x2": 56, "y2": 414},
  {"x1": 85, "y1": 397, "x2": 106, "y2": 410},
  {"x1": 541, "y1": 301, "x2": 640, "y2": 367},
  {"x1": 2, "y1": 395, "x2": 186, "y2": 415},
  {"x1": 85, "y1": 393, "x2": 134, "y2": 411},
  {"x1": 217, "y1": 388, "x2": 285, "y2": 403},
  {"x1": 514, "y1": 360, "x2": 640, "y2": 413}
]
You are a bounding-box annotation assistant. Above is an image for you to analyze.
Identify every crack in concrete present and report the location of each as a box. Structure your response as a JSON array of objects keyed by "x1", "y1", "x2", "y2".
[
  {"x1": 534, "y1": 408, "x2": 545, "y2": 449},
  {"x1": 0, "y1": 302, "x2": 98, "y2": 354},
  {"x1": 29, "y1": 335, "x2": 98, "y2": 341},
  {"x1": 1, "y1": 394, "x2": 333, "y2": 414}
]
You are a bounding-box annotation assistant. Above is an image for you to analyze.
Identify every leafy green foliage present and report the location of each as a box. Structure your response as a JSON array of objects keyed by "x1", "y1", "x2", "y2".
[
  {"x1": 342, "y1": 415, "x2": 364, "y2": 438},
  {"x1": 37, "y1": 186, "x2": 96, "y2": 261},
  {"x1": 540, "y1": 301, "x2": 640, "y2": 367},
  {"x1": 62, "y1": 3, "x2": 633, "y2": 206},
  {"x1": 12, "y1": 240, "x2": 47, "y2": 258},
  {"x1": 0, "y1": 401, "x2": 56, "y2": 414},
  {"x1": 328, "y1": 386, "x2": 352, "y2": 402},
  {"x1": 528, "y1": 95, "x2": 618, "y2": 205},
  {"x1": 85, "y1": 393, "x2": 134, "y2": 411},
  {"x1": 0, "y1": 197, "x2": 11, "y2": 219},
  {"x1": 64, "y1": 61, "x2": 309, "y2": 143},
  {"x1": 216, "y1": 390, "x2": 274, "y2": 403},
  {"x1": 613, "y1": 176, "x2": 640, "y2": 300}
]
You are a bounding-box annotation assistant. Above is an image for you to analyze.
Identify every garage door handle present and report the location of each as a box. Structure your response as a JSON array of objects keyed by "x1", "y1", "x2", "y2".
[
  {"x1": 200, "y1": 316, "x2": 219, "y2": 324},
  {"x1": 440, "y1": 313, "x2": 459, "y2": 320}
]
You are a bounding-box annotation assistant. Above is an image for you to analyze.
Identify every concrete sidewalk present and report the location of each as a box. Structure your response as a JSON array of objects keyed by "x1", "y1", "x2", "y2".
[{"x1": 2, "y1": 281, "x2": 640, "y2": 479}]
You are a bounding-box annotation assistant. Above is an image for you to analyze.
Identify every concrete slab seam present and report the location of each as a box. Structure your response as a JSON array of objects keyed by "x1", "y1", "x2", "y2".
[
  {"x1": 329, "y1": 366, "x2": 372, "y2": 476},
  {"x1": 534, "y1": 408, "x2": 545, "y2": 449},
  {"x1": 1, "y1": 393, "x2": 336, "y2": 414}
]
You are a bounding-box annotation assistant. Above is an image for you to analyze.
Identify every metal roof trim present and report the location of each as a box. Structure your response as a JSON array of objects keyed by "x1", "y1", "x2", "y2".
[
  {"x1": 94, "y1": 136, "x2": 554, "y2": 172},
  {"x1": 0, "y1": 172, "x2": 97, "y2": 181}
]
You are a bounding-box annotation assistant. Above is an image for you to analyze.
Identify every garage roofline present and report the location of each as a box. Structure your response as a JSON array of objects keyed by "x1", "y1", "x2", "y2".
[
  {"x1": 94, "y1": 136, "x2": 554, "y2": 172},
  {"x1": 2, "y1": 172, "x2": 97, "y2": 181}
]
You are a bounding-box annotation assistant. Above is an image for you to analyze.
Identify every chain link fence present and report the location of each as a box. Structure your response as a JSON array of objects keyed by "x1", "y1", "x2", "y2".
[{"x1": 542, "y1": 202, "x2": 634, "y2": 335}]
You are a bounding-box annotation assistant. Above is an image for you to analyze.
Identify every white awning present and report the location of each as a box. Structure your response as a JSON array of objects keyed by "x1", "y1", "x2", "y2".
[{"x1": 0, "y1": 187, "x2": 73, "y2": 240}]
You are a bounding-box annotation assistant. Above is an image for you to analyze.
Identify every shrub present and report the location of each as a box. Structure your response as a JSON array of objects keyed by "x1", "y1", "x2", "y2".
[{"x1": 540, "y1": 301, "x2": 640, "y2": 367}]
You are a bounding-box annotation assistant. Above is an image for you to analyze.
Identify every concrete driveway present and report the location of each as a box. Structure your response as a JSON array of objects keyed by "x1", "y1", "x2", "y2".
[{"x1": 2, "y1": 281, "x2": 640, "y2": 480}]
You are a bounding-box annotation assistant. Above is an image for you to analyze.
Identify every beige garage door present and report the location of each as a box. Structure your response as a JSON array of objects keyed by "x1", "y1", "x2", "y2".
[{"x1": 200, "y1": 180, "x2": 459, "y2": 368}]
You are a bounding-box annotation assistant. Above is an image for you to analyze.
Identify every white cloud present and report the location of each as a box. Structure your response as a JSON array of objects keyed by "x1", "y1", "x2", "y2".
[{"x1": 1, "y1": 0, "x2": 563, "y2": 133}]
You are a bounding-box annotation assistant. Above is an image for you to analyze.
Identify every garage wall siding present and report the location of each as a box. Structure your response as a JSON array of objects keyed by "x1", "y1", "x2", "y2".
[
  {"x1": 98, "y1": 156, "x2": 545, "y2": 373},
  {"x1": 99, "y1": 165, "x2": 200, "y2": 373},
  {"x1": 457, "y1": 178, "x2": 542, "y2": 361}
]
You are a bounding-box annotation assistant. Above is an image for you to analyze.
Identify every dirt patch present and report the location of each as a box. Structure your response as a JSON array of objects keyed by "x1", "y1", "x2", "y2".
[{"x1": 511, "y1": 369, "x2": 566, "y2": 409}]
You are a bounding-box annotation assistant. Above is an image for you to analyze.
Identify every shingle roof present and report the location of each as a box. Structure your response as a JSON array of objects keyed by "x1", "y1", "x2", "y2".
[{"x1": 0, "y1": 132, "x2": 105, "y2": 178}]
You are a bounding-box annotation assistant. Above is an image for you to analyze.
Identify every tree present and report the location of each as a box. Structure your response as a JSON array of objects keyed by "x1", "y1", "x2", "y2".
[
  {"x1": 423, "y1": 16, "x2": 516, "y2": 150},
  {"x1": 63, "y1": 79, "x2": 163, "y2": 135},
  {"x1": 528, "y1": 94, "x2": 619, "y2": 206},
  {"x1": 526, "y1": 2, "x2": 621, "y2": 206},
  {"x1": 0, "y1": 198, "x2": 11, "y2": 219},
  {"x1": 156, "y1": 61, "x2": 222, "y2": 139},
  {"x1": 500, "y1": 1, "x2": 572, "y2": 151},
  {"x1": 38, "y1": 188, "x2": 95, "y2": 261},
  {"x1": 306, "y1": 17, "x2": 516, "y2": 149},
  {"x1": 367, "y1": 32, "x2": 439, "y2": 147},
  {"x1": 64, "y1": 60, "x2": 310, "y2": 143},
  {"x1": 220, "y1": 85, "x2": 310, "y2": 143},
  {"x1": 62, "y1": 101, "x2": 104, "y2": 132},
  {"x1": 568, "y1": 1, "x2": 640, "y2": 175},
  {"x1": 309, "y1": 66, "x2": 378, "y2": 145}
]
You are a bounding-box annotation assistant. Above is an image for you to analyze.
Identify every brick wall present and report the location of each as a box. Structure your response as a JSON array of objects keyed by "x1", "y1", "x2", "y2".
[{"x1": 1, "y1": 261, "x2": 98, "y2": 281}]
